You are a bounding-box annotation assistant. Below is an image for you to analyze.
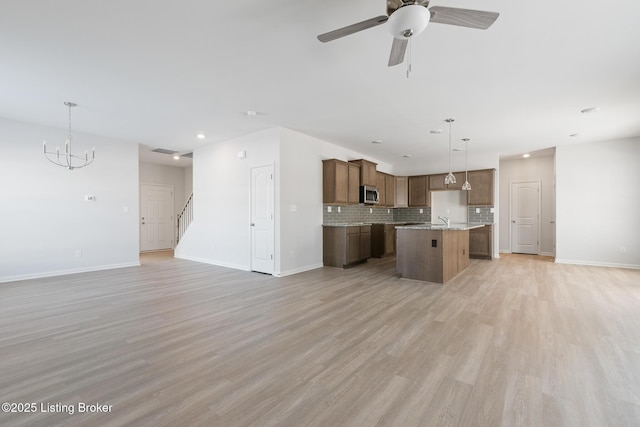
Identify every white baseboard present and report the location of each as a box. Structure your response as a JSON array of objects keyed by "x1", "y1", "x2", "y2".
[
  {"x1": 554, "y1": 259, "x2": 640, "y2": 270},
  {"x1": 275, "y1": 263, "x2": 324, "y2": 277},
  {"x1": 174, "y1": 254, "x2": 250, "y2": 272},
  {"x1": 0, "y1": 261, "x2": 141, "y2": 284}
]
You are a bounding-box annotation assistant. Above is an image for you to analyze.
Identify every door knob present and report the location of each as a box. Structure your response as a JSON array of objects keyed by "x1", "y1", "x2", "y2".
[
  {"x1": 512, "y1": 220, "x2": 516, "y2": 223},
  {"x1": 251, "y1": 223, "x2": 255, "y2": 226}
]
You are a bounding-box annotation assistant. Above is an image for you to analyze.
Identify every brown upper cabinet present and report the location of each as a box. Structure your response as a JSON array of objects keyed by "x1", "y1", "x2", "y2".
[
  {"x1": 376, "y1": 171, "x2": 397, "y2": 207},
  {"x1": 395, "y1": 176, "x2": 408, "y2": 208},
  {"x1": 323, "y1": 159, "x2": 360, "y2": 205},
  {"x1": 429, "y1": 173, "x2": 446, "y2": 191},
  {"x1": 348, "y1": 162, "x2": 361, "y2": 205},
  {"x1": 467, "y1": 169, "x2": 495, "y2": 206},
  {"x1": 408, "y1": 175, "x2": 430, "y2": 207},
  {"x1": 385, "y1": 173, "x2": 395, "y2": 208},
  {"x1": 349, "y1": 159, "x2": 377, "y2": 187},
  {"x1": 376, "y1": 172, "x2": 386, "y2": 206},
  {"x1": 323, "y1": 159, "x2": 348, "y2": 204}
]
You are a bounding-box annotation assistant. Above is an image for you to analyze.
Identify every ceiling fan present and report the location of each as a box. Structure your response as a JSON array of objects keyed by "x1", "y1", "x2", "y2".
[{"x1": 317, "y1": 0, "x2": 500, "y2": 67}]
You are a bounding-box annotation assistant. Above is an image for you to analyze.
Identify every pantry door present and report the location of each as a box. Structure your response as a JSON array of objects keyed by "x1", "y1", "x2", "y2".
[{"x1": 250, "y1": 165, "x2": 274, "y2": 274}]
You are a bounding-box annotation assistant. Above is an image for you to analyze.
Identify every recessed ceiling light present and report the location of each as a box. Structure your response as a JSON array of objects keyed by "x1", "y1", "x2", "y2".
[
  {"x1": 570, "y1": 133, "x2": 583, "y2": 137},
  {"x1": 403, "y1": 154, "x2": 412, "y2": 158},
  {"x1": 581, "y1": 107, "x2": 600, "y2": 114},
  {"x1": 430, "y1": 129, "x2": 443, "y2": 134},
  {"x1": 196, "y1": 133, "x2": 206, "y2": 139},
  {"x1": 522, "y1": 153, "x2": 530, "y2": 158},
  {"x1": 173, "y1": 154, "x2": 180, "y2": 160},
  {"x1": 246, "y1": 110, "x2": 257, "y2": 117},
  {"x1": 372, "y1": 140, "x2": 383, "y2": 144}
]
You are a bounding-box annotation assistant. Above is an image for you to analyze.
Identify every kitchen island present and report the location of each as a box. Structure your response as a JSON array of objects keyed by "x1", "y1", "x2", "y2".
[{"x1": 396, "y1": 223, "x2": 485, "y2": 283}]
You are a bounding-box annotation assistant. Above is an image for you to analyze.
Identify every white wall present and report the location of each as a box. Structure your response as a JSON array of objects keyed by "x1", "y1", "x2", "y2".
[
  {"x1": 279, "y1": 129, "x2": 323, "y2": 275},
  {"x1": 556, "y1": 137, "x2": 640, "y2": 268},
  {"x1": 0, "y1": 118, "x2": 140, "y2": 283},
  {"x1": 184, "y1": 166, "x2": 193, "y2": 198},
  {"x1": 499, "y1": 154, "x2": 555, "y2": 255},
  {"x1": 175, "y1": 128, "x2": 281, "y2": 271}
]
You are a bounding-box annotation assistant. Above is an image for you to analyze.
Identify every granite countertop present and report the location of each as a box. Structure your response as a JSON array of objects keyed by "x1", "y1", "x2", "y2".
[
  {"x1": 323, "y1": 221, "x2": 427, "y2": 227},
  {"x1": 324, "y1": 222, "x2": 492, "y2": 228},
  {"x1": 366, "y1": 221, "x2": 428, "y2": 225},
  {"x1": 322, "y1": 223, "x2": 371, "y2": 227},
  {"x1": 395, "y1": 222, "x2": 487, "y2": 231}
]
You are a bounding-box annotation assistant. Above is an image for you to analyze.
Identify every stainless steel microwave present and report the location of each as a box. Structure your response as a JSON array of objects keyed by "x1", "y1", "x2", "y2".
[{"x1": 360, "y1": 185, "x2": 379, "y2": 204}]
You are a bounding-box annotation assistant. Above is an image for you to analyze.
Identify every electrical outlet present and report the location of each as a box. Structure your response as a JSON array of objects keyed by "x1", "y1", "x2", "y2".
[
  {"x1": 75, "y1": 250, "x2": 82, "y2": 257},
  {"x1": 620, "y1": 247, "x2": 626, "y2": 254},
  {"x1": 338, "y1": 206, "x2": 341, "y2": 213},
  {"x1": 419, "y1": 209, "x2": 423, "y2": 214},
  {"x1": 369, "y1": 208, "x2": 373, "y2": 214},
  {"x1": 475, "y1": 208, "x2": 480, "y2": 214},
  {"x1": 327, "y1": 206, "x2": 331, "y2": 213}
]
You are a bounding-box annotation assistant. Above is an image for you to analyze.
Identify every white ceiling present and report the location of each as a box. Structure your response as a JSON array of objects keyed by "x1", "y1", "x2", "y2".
[{"x1": 2, "y1": 0, "x2": 639, "y2": 174}]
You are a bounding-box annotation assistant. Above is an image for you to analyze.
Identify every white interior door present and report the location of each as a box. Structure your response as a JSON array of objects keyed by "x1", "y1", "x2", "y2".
[
  {"x1": 140, "y1": 184, "x2": 174, "y2": 252},
  {"x1": 511, "y1": 181, "x2": 540, "y2": 254},
  {"x1": 251, "y1": 165, "x2": 274, "y2": 274}
]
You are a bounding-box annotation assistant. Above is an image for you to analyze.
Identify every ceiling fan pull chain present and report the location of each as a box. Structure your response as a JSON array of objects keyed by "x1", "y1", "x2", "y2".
[{"x1": 406, "y1": 38, "x2": 412, "y2": 78}]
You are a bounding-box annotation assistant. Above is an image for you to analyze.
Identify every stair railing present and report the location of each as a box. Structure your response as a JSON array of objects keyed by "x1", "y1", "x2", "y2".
[{"x1": 177, "y1": 193, "x2": 193, "y2": 244}]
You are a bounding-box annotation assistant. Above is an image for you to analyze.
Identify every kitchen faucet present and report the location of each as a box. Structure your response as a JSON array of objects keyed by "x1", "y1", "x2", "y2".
[{"x1": 437, "y1": 216, "x2": 450, "y2": 228}]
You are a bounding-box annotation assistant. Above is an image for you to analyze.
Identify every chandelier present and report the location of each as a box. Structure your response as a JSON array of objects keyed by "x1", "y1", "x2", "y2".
[{"x1": 43, "y1": 102, "x2": 95, "y2": 170}]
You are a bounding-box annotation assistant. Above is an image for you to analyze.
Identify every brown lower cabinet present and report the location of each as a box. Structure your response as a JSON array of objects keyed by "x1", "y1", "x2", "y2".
[
  {"x1": 371, "y1": 223, "x2": 397, "y2": 258},
  {"x1": 469, "y1": 224, "x2": 493, "y2": 259},
  {"x1": 323, "y1": 225, "x2": 371, "y2": 268}
]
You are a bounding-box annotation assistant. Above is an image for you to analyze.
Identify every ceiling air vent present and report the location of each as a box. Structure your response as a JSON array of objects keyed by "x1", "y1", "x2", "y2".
[{"x1": 151, "y1": 148, "x2": 178, "y2": 155}]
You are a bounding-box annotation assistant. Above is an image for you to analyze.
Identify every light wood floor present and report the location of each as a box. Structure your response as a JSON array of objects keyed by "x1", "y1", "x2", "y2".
[{"x1": 1, "y1": 254, "x2": 639, "y2": 426}]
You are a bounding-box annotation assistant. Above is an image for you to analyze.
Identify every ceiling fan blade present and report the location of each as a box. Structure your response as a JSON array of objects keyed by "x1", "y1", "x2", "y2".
[
  {"x1": 388, "y1": 37, "x2": 408, "y2": 67},
  {"x1": 317, "y1": 15, "x2": 388, "y2": 43},
  {"x1": 429, "y1": 6, "x2": 499, "y2": 30}
]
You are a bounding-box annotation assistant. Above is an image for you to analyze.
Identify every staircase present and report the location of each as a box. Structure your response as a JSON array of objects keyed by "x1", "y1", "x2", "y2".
[{"x1": 177, "y1": 193, "x2": 193, "y2": 244}]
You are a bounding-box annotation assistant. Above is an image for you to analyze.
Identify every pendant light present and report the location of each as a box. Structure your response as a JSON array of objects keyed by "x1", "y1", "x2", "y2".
[
  {"x1": 444, "y1": 118, "x2": 456, "y2": 185},
  {"x1": 43, "y1": 101, "x2": 95, "y2": 170},
  {"x1": 462, "y1": 138, "x2": 471, "y2": 190}
]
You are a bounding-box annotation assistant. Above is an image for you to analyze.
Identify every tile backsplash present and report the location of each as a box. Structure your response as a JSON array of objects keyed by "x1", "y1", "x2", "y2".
[
  {"x1": 323, "y1": 205, "x2": 394, "y2": 224},
  {"x1": 323, "y1": 205, "x2": 494, "y2": 224},
  {"x1": 467, "y1": 206, "x2": 494, "y2": 224},
  {"x1": 392, "y1": 207, "x2": 432, "y2": 223}
]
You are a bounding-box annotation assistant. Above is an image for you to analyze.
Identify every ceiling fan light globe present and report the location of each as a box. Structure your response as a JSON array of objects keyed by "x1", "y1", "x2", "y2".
[{"x1": 387, "y1": 5, "x2": 430, "y2": 39}]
